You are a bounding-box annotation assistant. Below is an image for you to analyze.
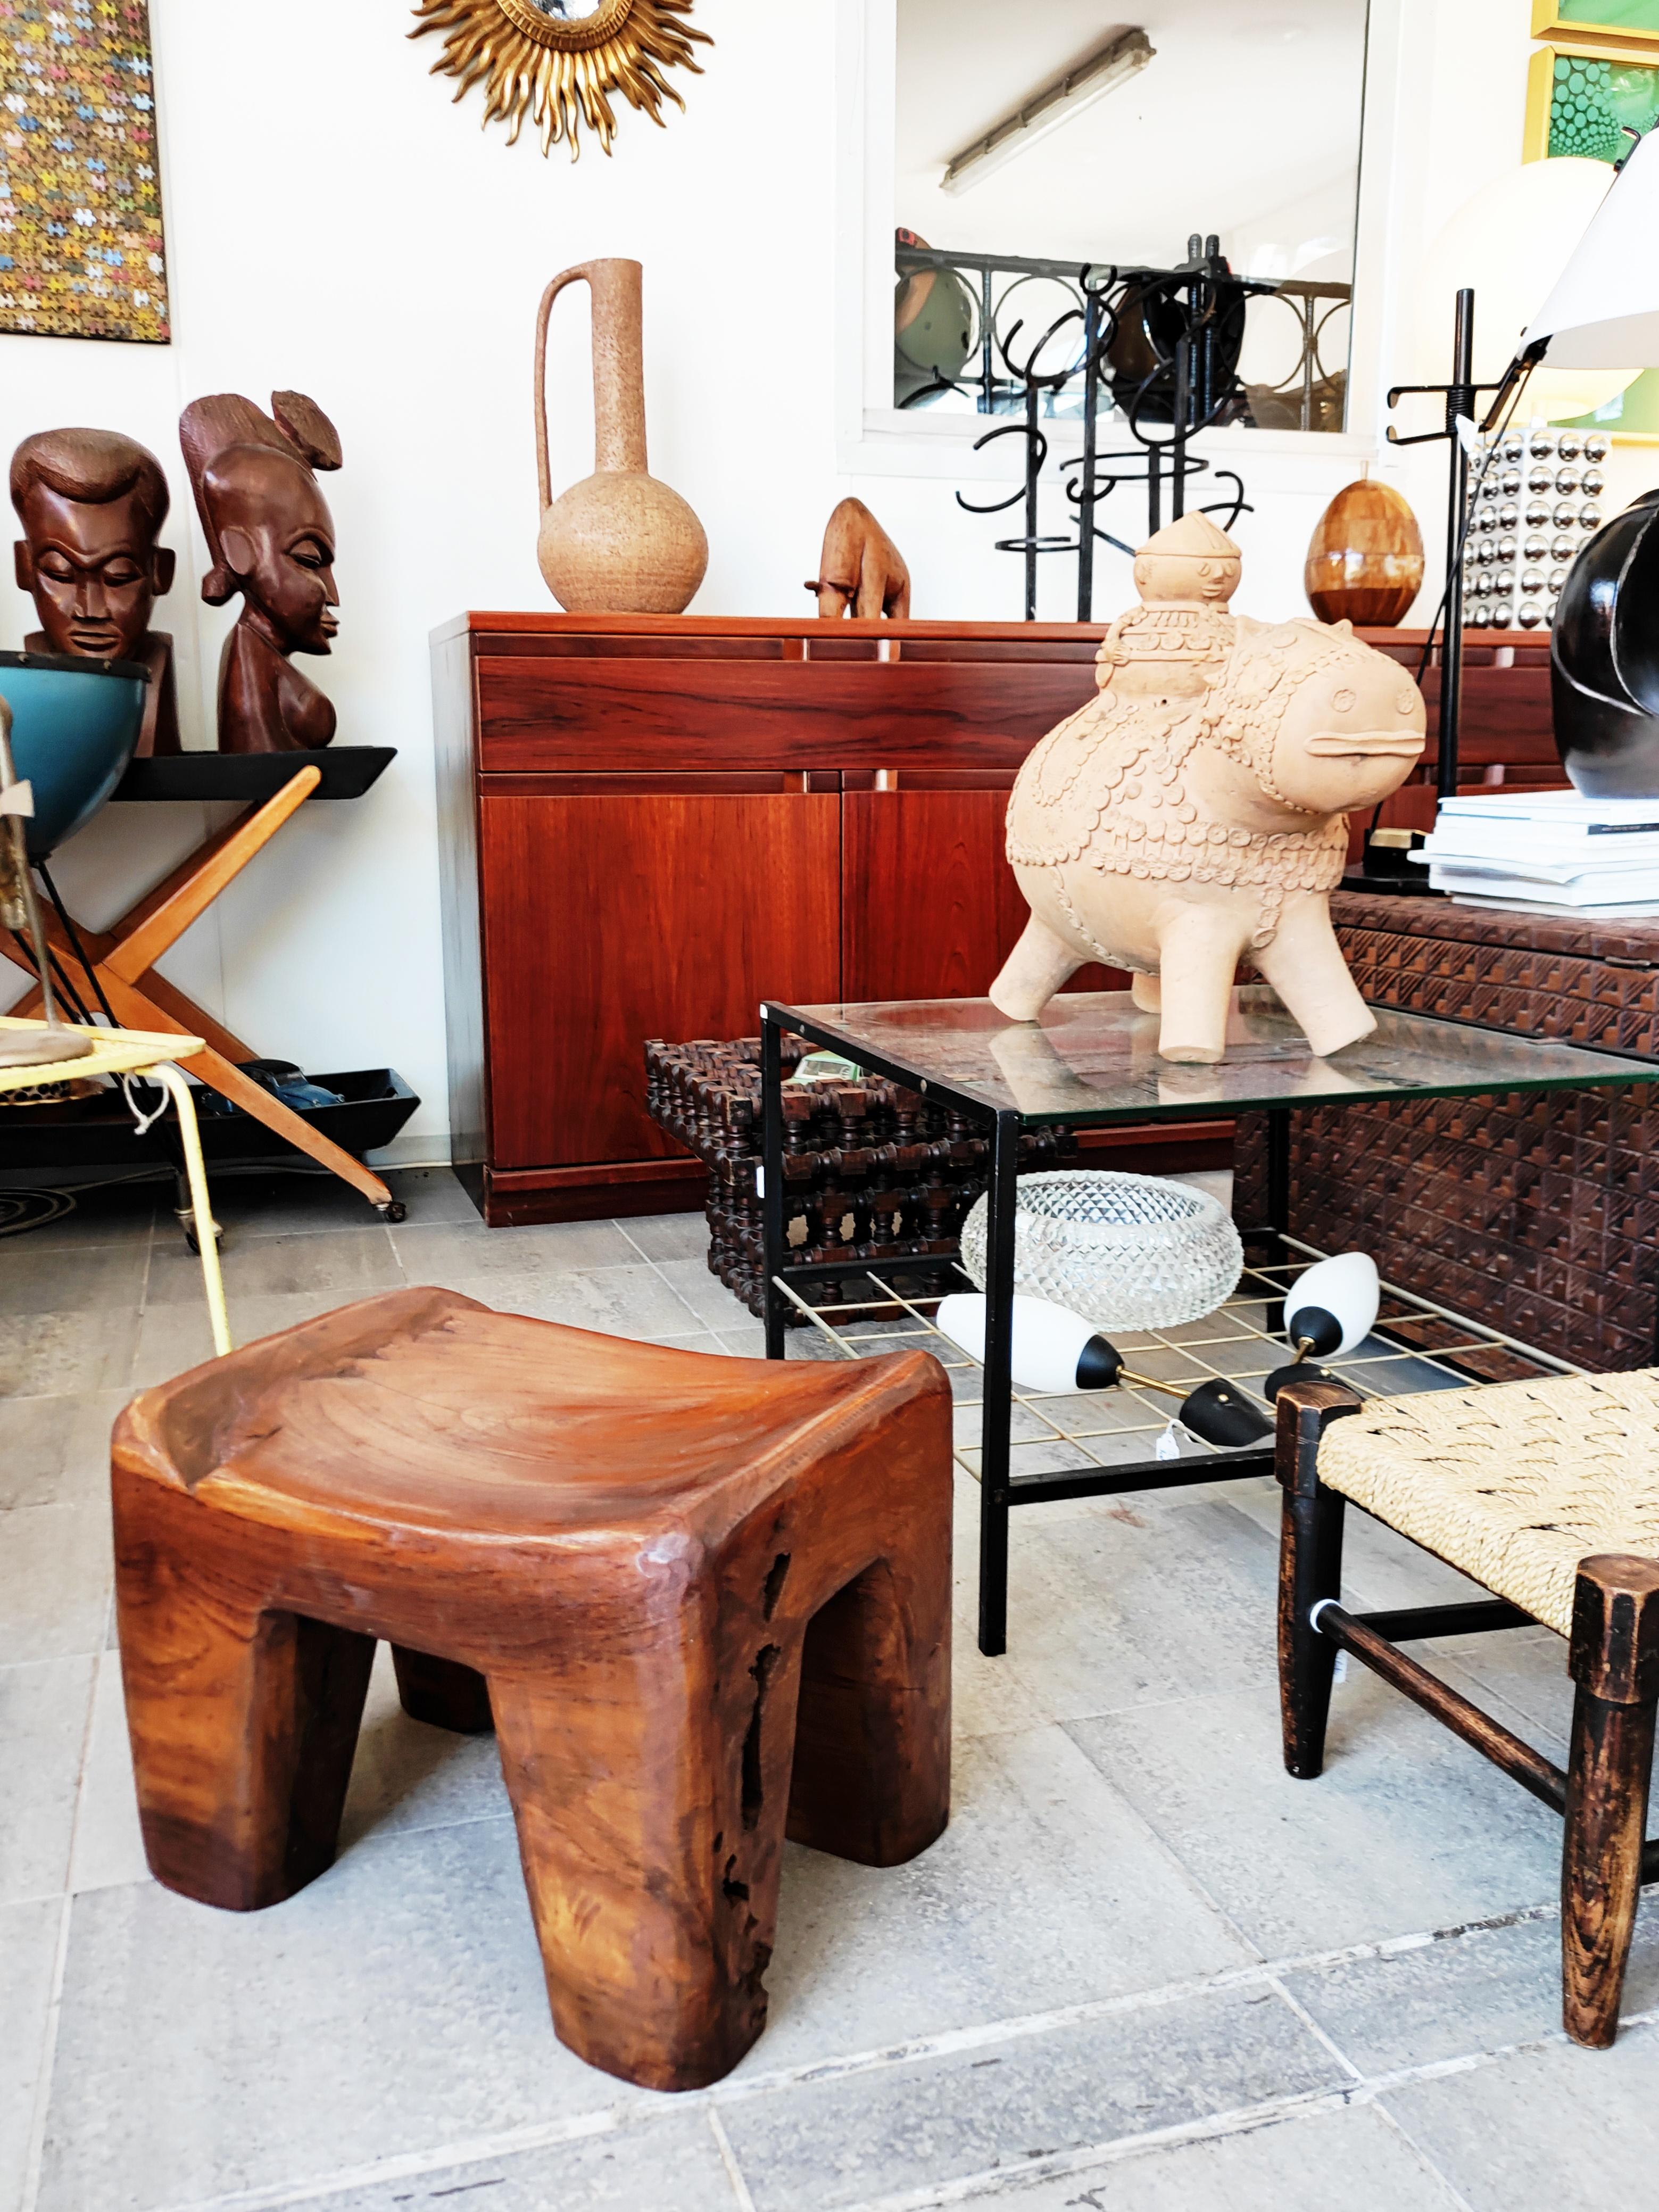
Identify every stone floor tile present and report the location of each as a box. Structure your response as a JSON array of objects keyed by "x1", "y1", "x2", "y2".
[
  {"x1": 337, "y1": 1644, "x2": 510, "y2": 1850},
  {"x1": 1284, "y1": 1902, "x2": 1659, "y2": 2078},
  {"x1": 951, "y1": 2102, "x2": 1464, "y2": 2211},
  {"x1": 616, "y1": 1210, "x2": 711, "y2": 1264},
  {"x1": 10, "y1": 1183, "x2": 155, "y2": 1251},
  {"x1": 392, "y1": 1215, "x2": 641, "y2": 1280},
  {"x1": 0, "y1": 1240, "x2": 150, "y2": 1318},
  {"x1": 754, "y1": 1725, "x2": 1251, "y2": 2074},
  {"x1": 716, "y1": 1983, "x2": 1344, "y2": 2212},
  {"x1": 649, "y1": 1255, "x2": 757, "y2": 1332},
  {"x1": 988, "y1": 1495, "x2": 1281, "y2": 1726},
  {"x1": 716, "y1": 1323, "x2": 772, "y2": 1357},
  {"x1": 296, "y1": 2110, "x2": 743, "y2": 2212},
  {"x1": 1067, "y1": 1676, "x2": 1565, "y2": 1957},
  {"x1": 442, "y1": 1263, "x2": 702, "y2": 1341},
  {"x1": 0, "y1": 1656, "x2": 94, "y2": 1903},
  {"x1": 145, "y1": 1224, "x2": 403, "y2": 1306},
  {"x1": 1219, "y1": 1483, "x2": 1486, "y2": 1612},
  {"x1": 180, "y1": 1169, "x2": 381, "y2": 1238},
  {"x1": 381, "y1": 1165, "x2": 482, "y2": 1226},
  {"x1": 0, "y1": 1395, "x2": 78, "y2": 1512},
  {"x1": 1381, "y1": 2022, "x2": 1659, "y2": 2211},
  {"x1": 0, "y1": 1503, "x2": 113, "y2": 1666},
  {"x1": 37, "y1": 1819, "x2": 646, "y2": 2212},
  {"x1": 1432, "y1": 1628, "x2": 1574, "y2": 1761},
  {"x1": 0, "y1": 1306, "x2": 140, "y2": 1396},
  {"x1": 0, "y1": 1895, "x2": 62, "y2": 2212},
  {"x1": 128, "y1": 1288, "x2": 398, "y2": 1389},
  {"x1": 65, "y1": 1652, "x2": 149, "y2": 1896}
]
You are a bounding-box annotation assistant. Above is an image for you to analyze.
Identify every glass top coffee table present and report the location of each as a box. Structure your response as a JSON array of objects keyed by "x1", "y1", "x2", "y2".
[{"x1": 758, "y1": 989, "x2": 1659, "y2": 1654}]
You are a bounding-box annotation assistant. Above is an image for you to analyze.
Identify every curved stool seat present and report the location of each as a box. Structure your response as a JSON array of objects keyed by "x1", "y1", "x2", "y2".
[{"x1": 112, "y1": 1287, "x2": 953, "y2": 2092}]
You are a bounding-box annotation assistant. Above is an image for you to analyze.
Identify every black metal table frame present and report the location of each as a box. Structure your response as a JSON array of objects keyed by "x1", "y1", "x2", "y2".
[{"x1": 758, "y1": 999, "x2": 1657, "y2": 1660}]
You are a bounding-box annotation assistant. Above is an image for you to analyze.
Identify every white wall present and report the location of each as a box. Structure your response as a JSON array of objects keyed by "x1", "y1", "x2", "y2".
[{"x1": 4, "y1": 0, "x2": 1650, "y2": 1161}]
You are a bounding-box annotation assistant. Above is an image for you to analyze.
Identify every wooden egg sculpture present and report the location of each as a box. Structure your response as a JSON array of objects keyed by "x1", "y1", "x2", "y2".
[{"x1": 1305, "y1": 479, "x2": 1424, "y2": 628}]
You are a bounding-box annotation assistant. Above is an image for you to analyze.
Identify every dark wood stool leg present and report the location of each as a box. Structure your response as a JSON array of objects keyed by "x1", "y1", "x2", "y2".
[
  {"x1": 1275, "y1": 1379, "x2": 1362, "y2": 1779},
  {"x1": 391, "y1": 1645, "x2": 494, "y2": 1734},
  {"x1": 1562, "y1": 1553, "x2": 1659, "y2": 2048},
  {"x1": 787, "y1": 1555, "x2": 951, "y2": 1867},
  {"x1": 116, "y1": 1539, "x2": 374, "y2": 1910},
  {"x1": 491, "y1": 1630, "x2": 792, "y2": 2094}
]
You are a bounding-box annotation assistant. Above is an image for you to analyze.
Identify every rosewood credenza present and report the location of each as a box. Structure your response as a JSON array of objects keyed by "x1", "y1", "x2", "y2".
[{"x1": 430, "y1": 615, "x2": 1560, "y2": 1226}]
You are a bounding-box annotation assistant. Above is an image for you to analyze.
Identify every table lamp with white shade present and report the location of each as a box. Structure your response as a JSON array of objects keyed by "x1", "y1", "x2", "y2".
[{"x1": 1387, "y1": 137, "x2": 1659, "y2": 806}]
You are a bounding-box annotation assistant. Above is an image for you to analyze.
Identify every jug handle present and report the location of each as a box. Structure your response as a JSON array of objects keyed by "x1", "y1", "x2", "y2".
[{"x1": 533, "y1": 262, "x2": 595, "y2": 515}]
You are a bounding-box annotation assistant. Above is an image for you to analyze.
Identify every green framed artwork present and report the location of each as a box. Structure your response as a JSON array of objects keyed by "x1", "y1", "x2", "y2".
[
  {"x1": 0, "y1": 0, "x2": 170, "y2": 343},
  {"x1": 1524, "y1": 35, "x2": 1659, "y2": 439},
  {"x1": 1525, "y1": 38, "x2": 1659, "y2": 159},
  {"x1": 1532, "y1": 2, "x2": 1659, "y2": 38}
]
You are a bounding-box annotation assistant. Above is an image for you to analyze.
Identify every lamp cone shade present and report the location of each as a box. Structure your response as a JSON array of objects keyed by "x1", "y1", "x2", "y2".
[
  {"x1": 1417, "y1": 158, "x2": 1640, "y2": 421},
  {"x1": 1284, "y1": 1252, "x2": 1380, "y2": 1358},
  {"x1": 1524, "y1": 130, "x2": 1659, "y2": 370},
  {"x1": 1305, "y1": 480, "x2": 1425, "y2": 626}
]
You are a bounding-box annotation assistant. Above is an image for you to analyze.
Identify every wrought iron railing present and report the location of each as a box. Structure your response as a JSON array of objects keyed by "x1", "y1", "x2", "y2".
[{"x1": 893, "y1": 236, "x2": 1353, "y2": 618}]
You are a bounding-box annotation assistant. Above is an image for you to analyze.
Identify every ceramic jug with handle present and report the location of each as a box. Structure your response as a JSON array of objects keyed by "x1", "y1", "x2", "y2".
[{"x1": 534, "y1": 258, "x2": 708, "y2": 615}]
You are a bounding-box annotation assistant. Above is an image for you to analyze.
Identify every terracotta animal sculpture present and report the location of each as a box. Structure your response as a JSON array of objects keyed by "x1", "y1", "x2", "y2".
[
  {"x1": 179, "y1": 391, "x2": 342, "y2": 753},
  {"x1": 807, "y1": 498, "x2": 911, "y2": 620},
  {"x1": 11, "y1": 427, "x2": 179, "y2": 756},
  {"x1": 989, "y1": 513, "x2": 1425, "y2": 1064}
]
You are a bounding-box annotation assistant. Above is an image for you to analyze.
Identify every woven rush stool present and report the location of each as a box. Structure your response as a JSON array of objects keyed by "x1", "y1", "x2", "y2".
[
  {"x1": 111, "y1": 1287, "x2": 952, "y2": 2092},
  {"x1": 1275, "y1": 1369, "x2": 1659, "y2": 2049}
]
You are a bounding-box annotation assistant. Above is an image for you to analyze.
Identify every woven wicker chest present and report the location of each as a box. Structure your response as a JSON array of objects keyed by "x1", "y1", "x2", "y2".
[{"x1": 1233, "y1": 889, "x2": 1659, "y2": 1372}]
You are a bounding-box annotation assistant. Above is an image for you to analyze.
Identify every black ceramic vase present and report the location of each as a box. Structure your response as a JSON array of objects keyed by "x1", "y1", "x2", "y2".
[{"x1": 1552, "y1": 489, "x2": 1659, "y2": 797}]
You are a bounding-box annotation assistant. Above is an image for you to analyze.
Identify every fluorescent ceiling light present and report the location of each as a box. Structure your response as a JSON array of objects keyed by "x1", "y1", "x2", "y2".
[{"x1": 941, "y1": 28, "x2": 1155, "y2": 196}]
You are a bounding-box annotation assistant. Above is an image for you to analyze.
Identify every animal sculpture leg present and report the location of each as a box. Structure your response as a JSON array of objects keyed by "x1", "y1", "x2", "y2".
[
  {"x1": 1152, "y1": 903, "x2": 1253, "y2": 1064},
  {"x1": 989, "y1": 915, "x2": 1085, "y2": 1021},
  {"x1": 1252, "y1": 894, "x2": 1377, "y2": 1058},
  {"x1": 1131, "y1": 973, "x2": 1161, "y2": 1012}
]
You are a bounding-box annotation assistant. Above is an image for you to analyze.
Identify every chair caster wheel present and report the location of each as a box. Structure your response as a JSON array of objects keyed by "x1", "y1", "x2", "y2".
[
  {"x1": 181, "y1": 1219, "x2": 224, "y2": 1255},
  {"x1": 378, "y1": 1200, "x2": 407, "y2": 1224}
]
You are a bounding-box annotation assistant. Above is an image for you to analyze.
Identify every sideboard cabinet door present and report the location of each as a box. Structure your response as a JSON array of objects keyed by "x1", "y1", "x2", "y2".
[
  {"x1": 843, "y1": 773, "x2": 1121, "y2": 1001},
  {"x1": 479, "y1": 784, "x2": 841, "y2": 1171}
]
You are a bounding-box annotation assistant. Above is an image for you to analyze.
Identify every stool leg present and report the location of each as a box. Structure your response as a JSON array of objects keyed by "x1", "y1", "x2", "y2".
[
  {"x1": 787, "y1": 1556, "x2": 951, "y2": 1868},
  {"x1": 117, "y1": 1546, "x2": 374, "y2": 1911},
  {"x1": 391, "y1": 1646, "x2": 494, "y2": 1734},
  {"x1": 1562, "y1": 1554, "x2": 1659, "y2": 2049},
  {"x1": 1275, "y1": 1380, "x2": 1361, "y2": 1780},
  {"x1": 490, "y1": 1645, "x2": 778, "y2": 2094}
]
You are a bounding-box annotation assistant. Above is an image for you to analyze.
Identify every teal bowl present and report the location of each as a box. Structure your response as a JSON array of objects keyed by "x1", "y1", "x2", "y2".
[{"x1": 0, "y1": 650, "x2": 150, "y2": 860}]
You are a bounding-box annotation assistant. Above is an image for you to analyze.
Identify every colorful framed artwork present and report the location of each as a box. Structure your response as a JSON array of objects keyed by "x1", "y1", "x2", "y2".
[
  {"x1": 0, "y1": 0, "x2": 170, "y2": 343},
  {"x1": 1524, "y1": 36, "x2": 1659, "y2": 158},
  {"x1": 1532, "y1": 2, "x2": 1659, "y2": 42}
]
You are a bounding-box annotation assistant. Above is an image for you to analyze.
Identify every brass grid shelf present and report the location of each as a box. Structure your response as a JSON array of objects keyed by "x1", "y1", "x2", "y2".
[{"x1": 770, "y1": 1235, "x2": 1582, "y2": 1493}]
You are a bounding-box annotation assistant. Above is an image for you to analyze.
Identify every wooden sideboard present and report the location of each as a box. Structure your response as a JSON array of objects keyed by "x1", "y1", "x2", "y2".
[{"x1": 432, "y1": 614, "x2": 1564, "y2": 1225}]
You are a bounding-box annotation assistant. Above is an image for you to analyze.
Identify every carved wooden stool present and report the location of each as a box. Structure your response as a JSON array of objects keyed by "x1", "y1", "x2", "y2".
[
  {"x1": 1275, "y1": 1370, "x2": 1659, "y2": 2049},
  {"x1": 112, "y1": 1288, "x2": 952, "y2": 2091}
]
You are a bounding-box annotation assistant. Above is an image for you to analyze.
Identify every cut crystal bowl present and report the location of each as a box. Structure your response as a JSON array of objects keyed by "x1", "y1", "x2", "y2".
[{"x1": 958, "y1": 1170, "x2": 1242, "y2": 1331}]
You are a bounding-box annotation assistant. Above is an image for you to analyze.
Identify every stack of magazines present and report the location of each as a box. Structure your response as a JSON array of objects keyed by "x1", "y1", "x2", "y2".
[{"x1": 1413, "y1": 789, "x2": 1659, "y2": 915}]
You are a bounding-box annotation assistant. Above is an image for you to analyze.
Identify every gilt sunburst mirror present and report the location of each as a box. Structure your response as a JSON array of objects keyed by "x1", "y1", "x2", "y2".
[{"x1": 410, "y1": 0, "x2": 710, "y2": 158}]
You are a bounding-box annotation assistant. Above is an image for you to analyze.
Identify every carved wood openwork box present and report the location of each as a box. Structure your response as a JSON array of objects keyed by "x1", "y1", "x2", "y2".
[{"x1": 1233, "y1": 889, "x2": 1659, "y2": 1371}]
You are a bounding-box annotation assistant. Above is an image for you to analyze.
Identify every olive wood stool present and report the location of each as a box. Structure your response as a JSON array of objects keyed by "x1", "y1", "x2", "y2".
[
  {"x1": 1275, "y1": 1369, "x2": 1659, "y2": 2049},
  {"x1": 112, "y1": 1287, "x2": 952, "y2": 2092}
]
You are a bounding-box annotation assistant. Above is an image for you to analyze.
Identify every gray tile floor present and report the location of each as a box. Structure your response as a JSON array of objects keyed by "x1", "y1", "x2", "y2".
[{"x1": 3, "y1": 1165, "x2": 1658, "y2": 2212}]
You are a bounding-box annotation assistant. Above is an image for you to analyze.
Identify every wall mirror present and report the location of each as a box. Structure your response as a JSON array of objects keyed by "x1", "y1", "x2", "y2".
[{"x1": 893, "y1": 0, "x2": 1370, "y2": 436}]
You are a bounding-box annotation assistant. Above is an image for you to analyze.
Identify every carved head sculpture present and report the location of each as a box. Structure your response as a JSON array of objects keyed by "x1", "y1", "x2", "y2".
[
  {"x1": 1129, "y1": 510, "x2": 1241, "y2": 607},
  {"x1": 1205, "y1": 617, "x2": 1427, "y2": 822},
  {"x1": 179, "y1": 392, "x2": 341, "y2": 656},
  {"x1": 11, "y1": 428, "x2": 175, "y2": 662}
]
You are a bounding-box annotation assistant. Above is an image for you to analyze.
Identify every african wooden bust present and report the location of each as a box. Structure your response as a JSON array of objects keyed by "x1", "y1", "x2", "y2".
[
  {"x1": 178, "y1": 392, "x2": 342, "y2": 754},
  {"x1": 11, "y1": 427, "x2": 180, "y2": 756},
  {"x1": 989, "y1": 513, "x2": 1426, "y2": 1064}
]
